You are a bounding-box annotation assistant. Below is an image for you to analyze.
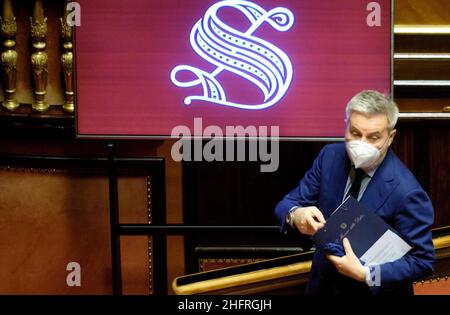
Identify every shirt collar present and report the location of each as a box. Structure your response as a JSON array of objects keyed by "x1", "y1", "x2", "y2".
[{"x1": 365, "y1": 167, "x2": 377, "y2": 178}]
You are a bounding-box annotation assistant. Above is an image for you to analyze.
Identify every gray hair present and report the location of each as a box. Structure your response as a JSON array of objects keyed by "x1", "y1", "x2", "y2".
[{"x1": 345, "y1": 90, "x2": 399, "y2": 130}]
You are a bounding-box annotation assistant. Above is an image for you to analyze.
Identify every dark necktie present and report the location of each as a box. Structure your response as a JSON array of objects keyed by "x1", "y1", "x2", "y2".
[{"x1": 346, "y1": 168, "x2": 365, "y2": 200}]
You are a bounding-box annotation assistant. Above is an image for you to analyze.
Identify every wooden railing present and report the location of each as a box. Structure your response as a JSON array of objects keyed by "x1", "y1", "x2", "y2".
[{"x1": 173, "y1": 228, "x2": 450, "y2": 295}]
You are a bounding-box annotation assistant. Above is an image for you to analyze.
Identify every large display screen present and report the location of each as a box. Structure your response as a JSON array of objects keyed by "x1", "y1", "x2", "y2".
[{"x1": 75, "y1": 0, "x2": 392, "y2": 138}]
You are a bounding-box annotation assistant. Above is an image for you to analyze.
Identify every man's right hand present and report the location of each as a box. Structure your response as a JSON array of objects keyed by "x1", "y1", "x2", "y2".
[{"x1": 292, "y1": 206, "x2": 326, "y2": 235}]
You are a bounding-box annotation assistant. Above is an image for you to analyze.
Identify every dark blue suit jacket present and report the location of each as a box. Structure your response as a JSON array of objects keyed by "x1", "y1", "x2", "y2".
[{"x1": 275, "y1": 143, "x2": 435, "y2": 295}]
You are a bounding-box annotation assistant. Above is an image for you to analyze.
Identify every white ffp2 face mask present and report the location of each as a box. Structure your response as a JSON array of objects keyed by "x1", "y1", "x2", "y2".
[{"x1": 346, "y1": 140, "x2": 383, "y2": 170}]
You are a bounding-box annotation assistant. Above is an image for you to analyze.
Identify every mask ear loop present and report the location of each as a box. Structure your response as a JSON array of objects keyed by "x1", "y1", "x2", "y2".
[
  {"x1": 369, "y1": 132, "x2": 392, "y2": 170},
  {"x1": 380, "y1": 130, "x2": 392, "y2": 150},
  {"x1": 378, "y1": 130, "x2": 393, "y2": 151}
]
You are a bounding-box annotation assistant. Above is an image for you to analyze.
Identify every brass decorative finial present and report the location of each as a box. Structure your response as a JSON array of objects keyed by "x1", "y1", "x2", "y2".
[
  {"x1": 1, "y1": 0, "x2": 19, "y2": 111},
  {"x1": 30, "y1": 0, "x2": 49, "y2": 113},
  {"x1": 60, "y1": 0, "x2": 74, "y2": 113}
]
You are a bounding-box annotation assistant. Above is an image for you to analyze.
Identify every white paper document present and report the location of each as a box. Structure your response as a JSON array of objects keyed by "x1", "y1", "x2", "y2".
[{"x1": 360, "y1": 229, "x2": 412, "y2": 265}]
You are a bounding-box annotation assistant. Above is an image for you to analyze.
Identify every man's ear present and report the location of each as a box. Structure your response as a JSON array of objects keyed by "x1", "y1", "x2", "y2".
[{"x1": 388, "y1": 129, "x2": 397, "y2": 146}]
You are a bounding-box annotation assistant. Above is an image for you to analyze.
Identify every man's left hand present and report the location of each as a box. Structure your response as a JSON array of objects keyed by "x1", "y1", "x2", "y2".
[{"x1": 327, "y1": 238, "x2": 366, "y2": 282}]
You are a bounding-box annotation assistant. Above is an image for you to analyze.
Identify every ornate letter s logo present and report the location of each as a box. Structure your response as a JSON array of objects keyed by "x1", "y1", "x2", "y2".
[{"x1": 170, "y1": 0, "x2": 295, "y2": 110}]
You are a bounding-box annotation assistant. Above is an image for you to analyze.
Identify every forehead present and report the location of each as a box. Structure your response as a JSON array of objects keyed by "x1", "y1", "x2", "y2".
[{"x1": 348, "y1": 112, "x2": 389, "y2": 133}]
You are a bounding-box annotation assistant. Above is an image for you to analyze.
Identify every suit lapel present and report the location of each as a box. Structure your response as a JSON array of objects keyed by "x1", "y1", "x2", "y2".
[{"x1": 360, "y1": 149, "x2": 399, "y2": 213}]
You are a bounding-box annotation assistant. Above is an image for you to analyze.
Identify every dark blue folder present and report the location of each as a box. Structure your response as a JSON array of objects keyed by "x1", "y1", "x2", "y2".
[{"x1": 311, "y1": 196, "x2": 408, "y2": 260}]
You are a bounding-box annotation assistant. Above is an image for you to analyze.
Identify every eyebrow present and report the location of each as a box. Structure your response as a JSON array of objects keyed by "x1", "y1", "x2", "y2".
[
  {"x1": 350, "y1": 126, "x2": 384, "y2": 136},
  {"x1": 349, "y1": 126, "x2": 361, "y2": 134}
]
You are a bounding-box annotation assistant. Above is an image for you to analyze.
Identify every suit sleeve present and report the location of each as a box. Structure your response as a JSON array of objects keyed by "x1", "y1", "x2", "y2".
[
  {"x1": 274, "y1": 146, "x2": 325, "y2": 235},
  {"x1": 375, "y1": 188, "x2": 435, "y2": 292}
]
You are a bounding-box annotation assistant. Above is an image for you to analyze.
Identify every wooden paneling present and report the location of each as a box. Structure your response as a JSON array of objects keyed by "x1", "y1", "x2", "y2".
[
  {"x1": 395, "y1": 59, "x2": 450, "y2": 80},
  {"x1": 396, "y1": 99, "x2": 450, "y2": 113},
  {"x1": 0, "y1": 169, "x2": 112, "y2": 294},
  {"x1": 0, "y1": 167, "x2": 155, "y2": 294},
  {"x1": 395, "y1": 35, "x2": 450, "y2": 53},
  {"x1": 119, "y1": 177, "x2": 151, "y2": 295},
  {"x1": 395, "y1": 0, "x2": 450, "y2": 25},
  {"x1": 429, "y1": 126, "x2": 450, "y2": 227},
  {"x1": 0, "y1": 137, "x2": 177, "y2": 294},
  {"x1": 414, "y1": 277, "x2": 450, "y2": 295},
  {"x1": 394, "y1": 0, "x2": 450, "y2": 113},
  {"x1": 393, "y1": 120, "x2": 450, "y2": 228},
  {"x1": 156, "y1": 140, "x2": 185, "y2": 295}
]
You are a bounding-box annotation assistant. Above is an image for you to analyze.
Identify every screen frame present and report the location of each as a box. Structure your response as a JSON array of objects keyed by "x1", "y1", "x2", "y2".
[{"x1": 74, "y1": 0, "x2": 394, "y2": 142}]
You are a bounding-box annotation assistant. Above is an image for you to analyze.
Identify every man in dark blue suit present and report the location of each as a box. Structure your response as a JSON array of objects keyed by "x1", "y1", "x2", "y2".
[{"x1": 275, "y1": 90, "x2": 435, "y2": 295}]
